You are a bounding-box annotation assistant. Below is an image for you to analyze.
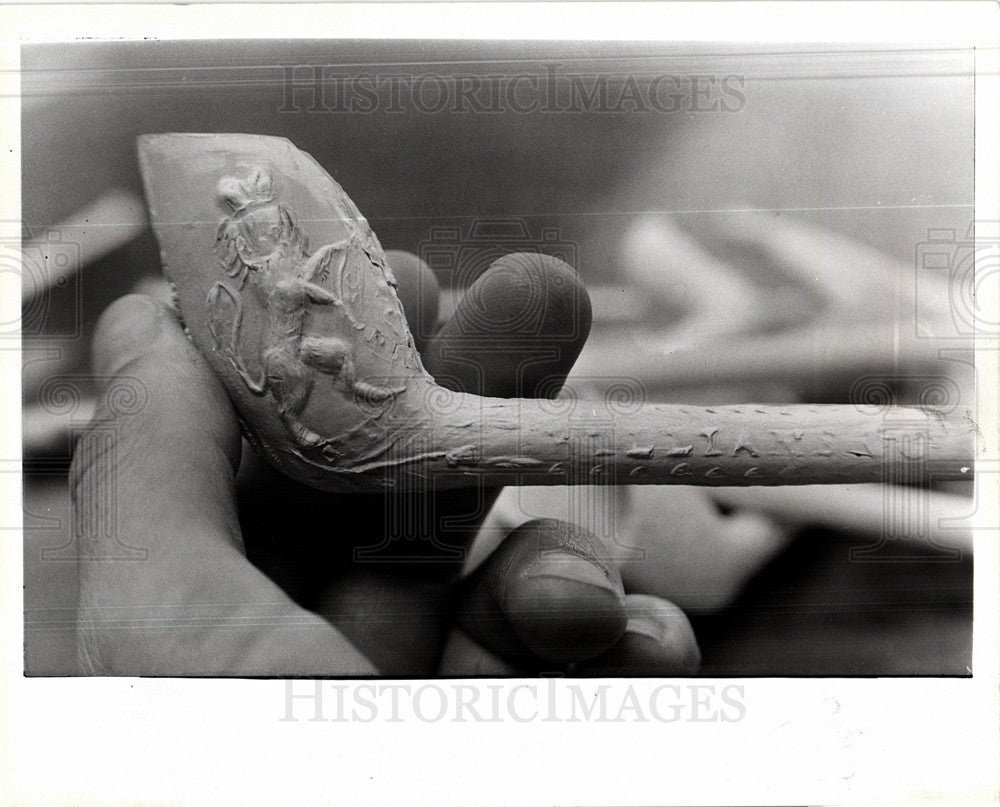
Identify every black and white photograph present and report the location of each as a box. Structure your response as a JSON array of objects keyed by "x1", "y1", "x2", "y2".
[{"x1": 4, "y1": 3, "x2": 998, "y2": 805}]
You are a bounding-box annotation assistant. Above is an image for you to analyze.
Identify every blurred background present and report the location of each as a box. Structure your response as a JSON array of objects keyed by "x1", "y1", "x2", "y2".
[{"x1": 20, "y1": 40, "x2": 975, "y2": 675}]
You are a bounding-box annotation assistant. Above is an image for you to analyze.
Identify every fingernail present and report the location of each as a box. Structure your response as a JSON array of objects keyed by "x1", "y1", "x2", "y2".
[
  {"x1": 523, "y1": 555, "x2": 622, "y2": 597},
  {"x1": 515, "y1": 518, "x2": 624, "y2": 599},
  {"x1": 504, "y1": 555, "x2": 626, "y2": 663},
  {"x1": 624, "y1": 615, "x2": 670, "y2": 646},
  {"x1": 92, "y1": 294, "x2": 165, "y2": 380}
]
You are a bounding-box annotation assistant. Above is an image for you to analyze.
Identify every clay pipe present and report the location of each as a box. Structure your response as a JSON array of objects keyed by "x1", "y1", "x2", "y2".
[{"x1": 136, "y1": 133, "x2": 974, "y2": 493}]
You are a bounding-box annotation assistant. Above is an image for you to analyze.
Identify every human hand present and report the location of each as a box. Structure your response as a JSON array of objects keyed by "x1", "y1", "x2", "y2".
[
  {"x1": 71, "y1": 251, "x2": 702, "y2": 676},
  {"x1": 448, "y1": 210, "x2": 975, "y2": 641}
]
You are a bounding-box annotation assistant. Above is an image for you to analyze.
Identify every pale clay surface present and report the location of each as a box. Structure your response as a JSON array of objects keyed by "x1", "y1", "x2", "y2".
[{"x1": 138, "y1": 134, "x2": 971, "y2": 493}]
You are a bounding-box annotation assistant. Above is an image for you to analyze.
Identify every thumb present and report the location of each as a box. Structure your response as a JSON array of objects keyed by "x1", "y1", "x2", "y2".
[{"x1": 73, "y1": 294, "x2": 376, "y2": 676}]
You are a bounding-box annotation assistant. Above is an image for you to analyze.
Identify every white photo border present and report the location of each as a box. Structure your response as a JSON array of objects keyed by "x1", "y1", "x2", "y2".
[{"x1": 2, "y1": 3, "x2": 998, "y2": 805}]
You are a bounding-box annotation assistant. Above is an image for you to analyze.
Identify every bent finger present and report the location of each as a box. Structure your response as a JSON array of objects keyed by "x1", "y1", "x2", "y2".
[
  {"x1": 455, "y1": 518, "x2": 628, "y2": 669},
  {"x1": 384, "y1": 249, "x2": 440, "y2": 354},
  {"x1": 423, "y1": 252, "x2": 592, "y2": 398},
  {"x1": 577, "y1": 594, "x2": 700, "y2": 676}
]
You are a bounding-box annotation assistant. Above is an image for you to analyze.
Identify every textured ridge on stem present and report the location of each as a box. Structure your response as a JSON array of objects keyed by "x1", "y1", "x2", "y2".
[
  {"x1": 137, "y1": 133, "x2": 975, "y2": 494},
  {"x1": 295, "y1": 391, "x2": 971, "y2": 491}
]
